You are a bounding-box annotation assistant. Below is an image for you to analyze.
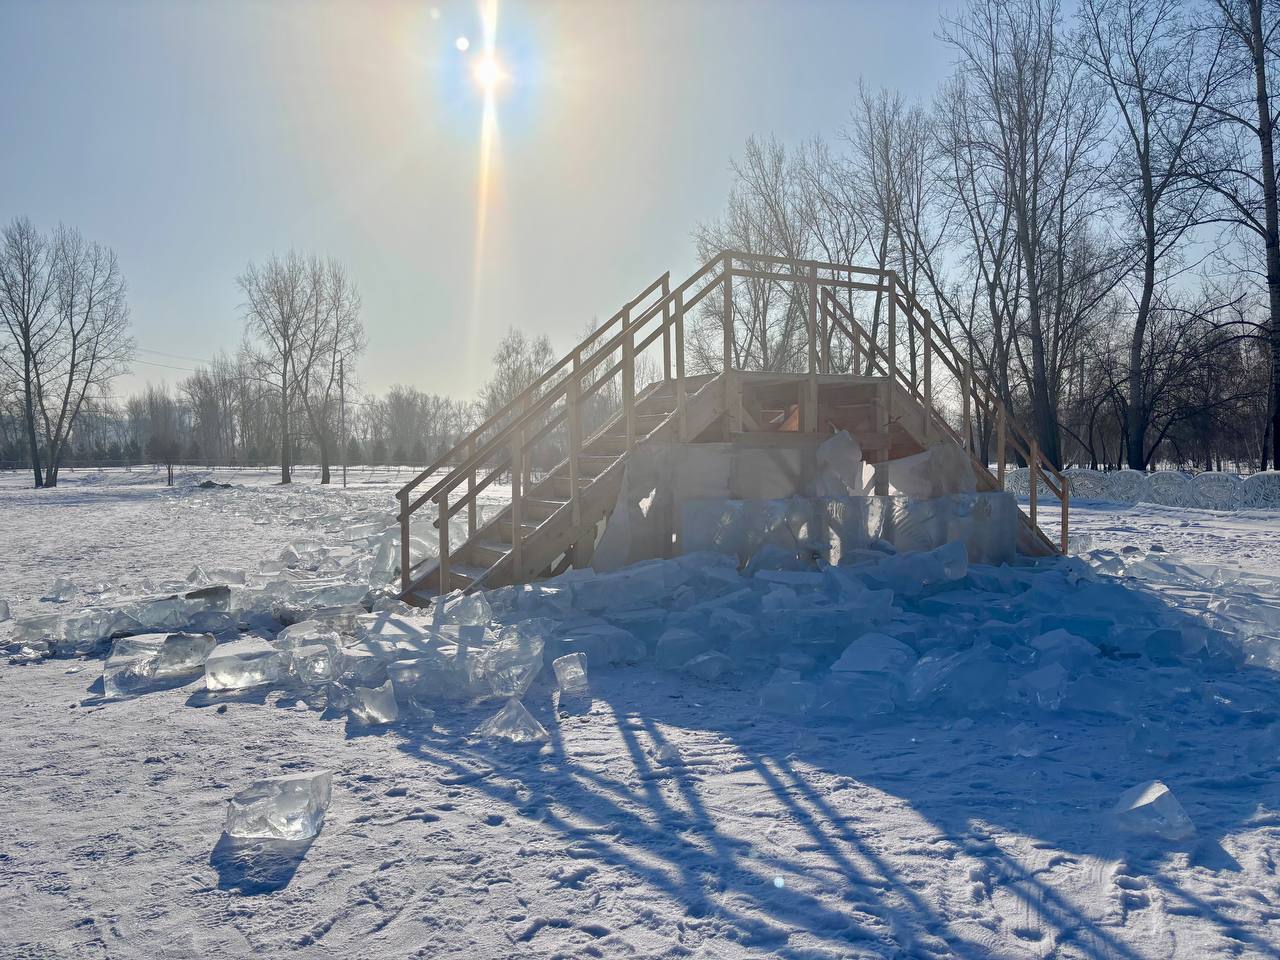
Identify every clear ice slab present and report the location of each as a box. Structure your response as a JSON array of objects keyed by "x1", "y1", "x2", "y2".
[
  {"x1": 1111, "y1": 780, "x2": 1196, "y2": 841},
  {"x1": 204, "y1": 639, "x2": 284, "y2": 691},
  {"x1": 225, "y1": 771, "x2": 332, "y2": 841},
  {"x1": 552, "y1": 652, "x2": 589, "y2": 696},
  {"x1": 476, "y1": 697, "x2": 549, "y2": 744}
]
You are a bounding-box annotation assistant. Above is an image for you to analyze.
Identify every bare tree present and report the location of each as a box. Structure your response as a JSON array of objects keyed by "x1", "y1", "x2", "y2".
[
  {"x1": 239, "y1": 252, "x2": 309, "y2": 484},
  {"x1": 0, "y1": 218, "x2": 131, "y2": 487},
  {"x1": 0, "y1": 217, "x2": 60, "y2": 486},
  {"x1": 291, "y1": 258, "x2": 365, "y2": 484}
]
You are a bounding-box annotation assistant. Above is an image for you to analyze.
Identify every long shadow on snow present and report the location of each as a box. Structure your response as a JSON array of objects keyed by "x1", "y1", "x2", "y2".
[
  {"x1": 210, "y1": 833, "x2": 316, "y2": 895},
  {"x1": 390, "y1": 565, "x2": 1280, "y2": 958}
]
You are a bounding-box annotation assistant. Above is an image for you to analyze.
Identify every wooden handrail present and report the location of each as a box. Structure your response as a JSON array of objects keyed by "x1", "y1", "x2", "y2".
[
  {"x1": 403, "y1": 250, "x2": 1069, "y2": 597},
  {"x1": 403, "y1": 255, "x2": 726, "y2": 519},
  {"x1": 396, "y1": 271, "x2": 670, "y2": 502}
]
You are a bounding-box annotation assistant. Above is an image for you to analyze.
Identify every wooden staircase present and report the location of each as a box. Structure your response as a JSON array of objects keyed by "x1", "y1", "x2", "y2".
[{"x1": 396, "y1": 252, "x2": 1069, "y2": 603}]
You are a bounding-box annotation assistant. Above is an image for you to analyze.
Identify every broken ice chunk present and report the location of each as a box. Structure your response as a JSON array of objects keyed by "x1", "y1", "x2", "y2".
[
  {"x1": 476, "y1": 697, "x2": 549, "y2": 744},
  {"x1": 874, "y1": 444, "x2": 976, "y2": 498},
  {"x1": 12, "y1": 614, "x2": 62, "y2": 647},
  {"x1": 830, "y1": 633, "x2": 917, "y2": 675},
  {"x1": 225, "y1": 771, "x2": 332, "y2": 841},
  {"x1": 345, "y1": 679, "x2": 399, "y2": 724},
  {"x1": 204, "y1": 639, "x2": 284, "y2": 691},
  {"x1": 1111, "y1": 780, "x2": 1195, "y2": 841},
  {"x1": 683, "y1": 650, "x2": 734, "y2": 681},
  {"x1": 0, "y1": 598, "x2": 9, "y2": 620},
  {"x1": 103, "y1": 632, "x2": 216, "y2": 698},
  {"x1": 45, "y1": 577, "x2": 79, "y2": 601},
  {"x1": 655, "y1": 628, "x2": 714, "y2": 670},
  {"x1": 815, "y1": 430, "x2": 866, "y2": 497},
  {"x1": 760, "y1": 669, "x2": 818, "y2": 714},
  {"x1": 1007, "y1": 722, "x2": 1041, "y2": 758},
  {"x1": 287, "y1": 644, "x2": 342, "y2": 685},
  {"x1": 1017, "y1": 662, "x2": 1069, "y2": 711},
  {"x1": 1127, "y1": 719, "x2": 1176, "y2": 759},
  {"x1": 552, "y1": 652, "x2": 589, "y2": 696}
]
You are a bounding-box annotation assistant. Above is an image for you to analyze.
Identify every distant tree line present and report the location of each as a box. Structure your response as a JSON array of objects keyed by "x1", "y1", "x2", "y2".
[{"x1": 695, "y1": 0, "x2": 1280, "y2": 473}]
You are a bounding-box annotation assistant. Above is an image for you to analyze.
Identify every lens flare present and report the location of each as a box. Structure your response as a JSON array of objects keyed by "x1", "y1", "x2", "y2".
[{"x1": 470, "y1": 0, "x2": 501, "y2": 342}]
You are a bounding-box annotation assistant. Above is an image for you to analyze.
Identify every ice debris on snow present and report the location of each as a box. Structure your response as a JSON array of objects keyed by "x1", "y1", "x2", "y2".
[
  {"x1": 552, "y1": 652, "x2": 589, "y2": 696},
  {"x1": 1111, "y1": 780, "x2": 1196, "y2": 841},
  {"x1": 341, "y1": 678, "x2": 399, "y2": 725},
  {"x1": 476, "y1": 698, "x2": 549, "y2": 744},
  {"x1": 225, "y1": 771, "x2": 332, "y2": 841},
  {"x1": 103, "y1": 632, "x2": 217, "y2": 698},
  {"x1": 204, "y1": 639, "x2": 284, "y2": 691}
]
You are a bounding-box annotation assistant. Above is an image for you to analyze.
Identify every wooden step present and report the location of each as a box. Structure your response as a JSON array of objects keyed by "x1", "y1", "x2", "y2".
[
  {"x1": 491, "y1": 518, "x2": 542, "y2": 544},
  {"x1": 522, "y1": 496, "x2": 568, "y2": 519},
  {"x1": 577, "y1": 454, "x2": 618, "y2": 477},
  {"x1": 466, "y1": 541, "x2": 510, "y2": 568},
  {"x1": 442, "y1": 561, "x2": 489, "y2": 591}
]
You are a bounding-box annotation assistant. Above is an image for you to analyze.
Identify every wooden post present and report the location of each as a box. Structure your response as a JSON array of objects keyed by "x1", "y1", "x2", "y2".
[
  {"x1": 722, "y1": 255, "x2": 739, "y2": 432},
  {"x1": 996, "y1": 408, "x2": 1007, "y2": 486},
  {"x1": 1060, "y1": 475, "x2": 1070, "y2": 553},
  {"x1": 675, "y1": 288, "x2": 688, "y2": 442},
  {"x1": 886, "y1": 272, "x2": 897, "y2": 423},
  {"x1": 661, "y1": 274, "x2": 672, "y2": 381},
  {"x1": 466, "y1": 437, "x2": 477, "y2": 538},
  {"x1": 806, "y1": 265, "x2": 818, "y2": 432},
  {"x1": 509, "y1": 436, "x2": 523, "y2": 578},
  {"x1": 961, "y1": 361, "x2": 972, "y2": 452},
  {"x1": 568, "y1": 375, "x2": 582, "y2": 527},
  {"x1": 520, "y1": 395, "x2": 531, "y2": 491},
  {"x1": 398, "y1": 491, "x2": 411, "y2": 596},
  {"x1": 623, "y1": 308, "x2": 636, "y2": 449},
  {"x1": 922, "y1": 318, "x2": 932, "y2": 439},
  {"x1": 1029, "y1": 437, "x2": 1039, "y2": 528},
  {"x1": 436, "y1": 490, "x2": 449, "y2": 591}
]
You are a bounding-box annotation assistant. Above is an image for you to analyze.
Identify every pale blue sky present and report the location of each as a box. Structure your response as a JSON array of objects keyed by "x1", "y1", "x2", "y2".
[{"x1": 0, "y1": 0, "x2": 953, "y2": 400}]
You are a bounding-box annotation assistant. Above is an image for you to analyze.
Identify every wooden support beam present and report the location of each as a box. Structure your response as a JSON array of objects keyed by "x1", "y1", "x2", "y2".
[
  {"x1": 567, "y1": 374, "x2": 582, "y2": 528},
  {"x1": 722, "y1": 255, "x2": 740, "y2": 432},
  {"x1": 661, "y1": 273, "x2": 672, "y2": 381},
  {"x1": 437, "y1": 490, "x2": 450, "y2": 592},
  {"x1": 623, "y1": 309, "x2": 636, "y2": 451},
  {"x1": 996, "y1": 408, "x2": 1007, "y2": 486},
  {"x1": 675, "y1": 289, "x2": 688, "y2": 442},
  {"x1": 1029, "y1": 437, "x2": 1039, "y2": 528},
  {"x1": 922, "y1": 317, "x2": 932, "y2": 440},
  {"x1": 805, "y1": 266, "x2": 818, "y2": 432},
  {"x1": 466, "y1": 437, "x2": 477, "y2": 538},
  {"x1": 398, "y1": 491, "x2": 411, "y2": 596},
  {"x1": 509, "y1": 436, "x2": 523, "y2": 578},
  {"x1": 886, "y1": 272, "x2": 897, "y2": 423}
]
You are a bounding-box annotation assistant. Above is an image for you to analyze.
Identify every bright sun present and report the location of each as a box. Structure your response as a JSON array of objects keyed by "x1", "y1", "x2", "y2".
[{"x1": 472, "y1": 54, "x2": 505, "y2": 93}]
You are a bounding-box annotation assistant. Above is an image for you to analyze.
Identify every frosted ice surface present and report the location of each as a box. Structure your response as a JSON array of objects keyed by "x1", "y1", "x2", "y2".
[
  {"x1": 554, "y1": 624, "x2": 644, "y2": 666},
  {"x1": 432, "y1": 590, "x2": 492, "y2": 626},
  {"x1": 1111, "y1": 780, "x2": 1195, "y2": 841},
  {"x1": 655, "y1": 628, "x2": 714, "y2": 670},
  {"x1": 552, "y1": 652, "x2": 589, "y2": 696},
  {"x1": 1064, "y1": 675, "x2": 1131, "y2": 716},
  {"x1": 205, "y1": 639, "x2": 284, "y2": 691},
  {"x1": 1030, "y1": 630, "x2": 1099, "y2": 669},
  {"x1": 760, "y1": 669, "x2": 818, "y2": 714},
  {"x1": 225, "y1": 771, "x2": 332, "y2": 841},
  {"x1": 875, "y1": 445, "x2": 976, "y2": 499},
  {"x1": 345, "y1": 678, "x2": 399, "y2": 724},
  {"x1": 1007, "y1": 722, "x2": 1041, "y2": 757},
  {"x1": 814, "y1": 672, "x2": 899, "y2": 720},
  {"x1": 274, "y1": 620, "x2": 343, "y2": 650},
  {"x1": 684, "y1": 650, "x2": 733, "y2": 681},
  {"x1": 0, "y1": 598, "x2": 8, "y2": 620},
  {"x1": 830, "y1": 633, "x2": 917, "y2": 675},
  {"x1": 13, "y1": 614, "x2": 62, "y2": 645},
  {"x1": 288, "y1": 644, "x2": 342, "y2": 685},
  {"x1": 1017, "y1": 662, "x2": 1069, "y2": 710},
  {"x1": 476, "y1": 697, "x2": 549, "y2": 744},
  {"x1": 46, "y1": 577, "x2": 79, "y2": 601},
  {"x1": 815, "y1": 430, "x2": 865, "y2": 497},
  {"x1": 1127, "y1": 719, "x2": 1176, "y2": 759}
]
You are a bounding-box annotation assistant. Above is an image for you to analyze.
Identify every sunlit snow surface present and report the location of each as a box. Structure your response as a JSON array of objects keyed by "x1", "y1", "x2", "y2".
[{"x1": 1, "y1": 467, "x2": 1279, "y2": 959}]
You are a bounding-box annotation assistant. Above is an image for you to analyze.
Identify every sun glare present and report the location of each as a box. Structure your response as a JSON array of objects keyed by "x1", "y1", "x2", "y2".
[{"x1": 472, "y1": 55, "x2": 505, "y2": 93}]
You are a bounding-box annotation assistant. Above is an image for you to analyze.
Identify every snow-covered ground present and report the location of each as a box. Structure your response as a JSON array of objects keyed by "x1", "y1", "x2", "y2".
[{"x1": 2, "y1": 470, "x2": 1279, "y2": 959}]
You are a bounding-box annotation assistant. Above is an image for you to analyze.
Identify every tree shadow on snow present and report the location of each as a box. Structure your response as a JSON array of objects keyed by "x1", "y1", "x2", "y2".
[
  {"x1": 209, "y1": 833, "x2": 315, "y2": 895},
  {"x1": 392, "y1": 565, "x2": 1280, "y2": 958}
]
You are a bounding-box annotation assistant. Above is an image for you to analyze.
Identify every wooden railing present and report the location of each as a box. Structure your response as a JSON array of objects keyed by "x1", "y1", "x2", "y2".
[{"x1": 397, "y1": 251, "x2": 1068, "y2": 596}]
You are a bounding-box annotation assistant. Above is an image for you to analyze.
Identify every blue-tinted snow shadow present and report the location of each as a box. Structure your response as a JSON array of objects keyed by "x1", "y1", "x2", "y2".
[
  {"x1": 388, "y1": 565, "x2": 1280, "y2": 958},
  {"x1": 210, "y1": 833, "x2": 315, "y2": 895}
]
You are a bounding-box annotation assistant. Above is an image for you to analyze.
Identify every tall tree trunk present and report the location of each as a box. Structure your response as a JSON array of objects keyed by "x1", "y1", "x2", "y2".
[
  {"x1": 22, "y1": 353, "x2": 43, "y2": 488},
  {"x1": 1127, "y1": 167, "x2": 1159, "y2": 469},
  {"x1": 279, "y1": 369, "x2": 291, "y2": 484},
  {"x1": 319, "y1": 431, "x2": 331, "y2": 485},
  {"x1": 1249, "y1": 0, "x2": 1280, "y2": 468}
]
